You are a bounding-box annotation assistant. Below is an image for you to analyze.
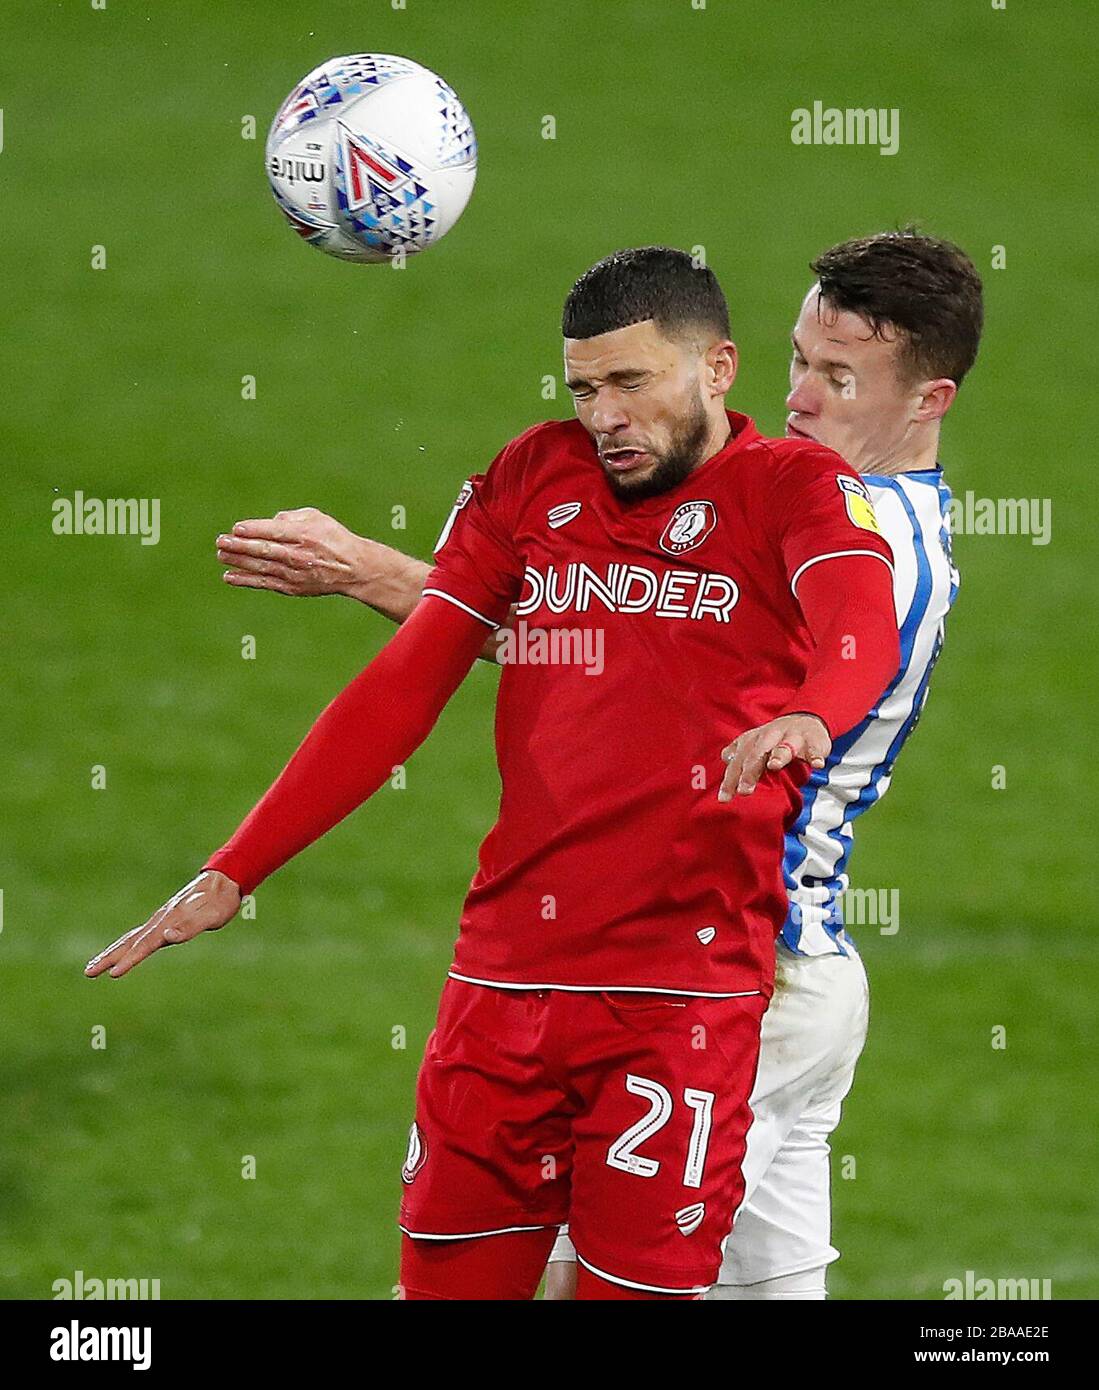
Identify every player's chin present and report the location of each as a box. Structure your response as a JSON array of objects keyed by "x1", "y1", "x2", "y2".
[{"x1": 602, "y1": 459, "x2": 660, "y2": 497}]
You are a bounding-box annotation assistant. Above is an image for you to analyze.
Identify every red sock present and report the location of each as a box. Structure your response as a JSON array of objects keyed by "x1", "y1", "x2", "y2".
[{"x1": 399, "y1": 1228, "x2": 557, "y2": 1301}]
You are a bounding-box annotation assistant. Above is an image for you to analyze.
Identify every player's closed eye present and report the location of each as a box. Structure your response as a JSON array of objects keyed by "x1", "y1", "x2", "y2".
[{"x1": 569, "y1": 384, "x2": 642, "y2": 400}]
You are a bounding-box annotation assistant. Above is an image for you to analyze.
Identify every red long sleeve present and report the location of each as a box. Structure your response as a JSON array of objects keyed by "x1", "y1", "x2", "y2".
[
  {"x1": 203, "y1": 596, "x2": 490, "y2": 895},
  {"x1": 779, "y1": 553, "x2": 900, "y2": 739}
]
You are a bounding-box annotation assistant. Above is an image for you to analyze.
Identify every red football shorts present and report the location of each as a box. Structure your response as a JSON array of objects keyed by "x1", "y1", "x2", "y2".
[{"x1": 399, "y1": 978, "x2": 766, "y2": 1294}]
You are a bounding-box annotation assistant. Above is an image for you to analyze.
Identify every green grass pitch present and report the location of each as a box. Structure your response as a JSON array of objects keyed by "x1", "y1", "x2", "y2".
[{"x1": 1, "y1": 0, "x2": 1096, "y2": 1298}]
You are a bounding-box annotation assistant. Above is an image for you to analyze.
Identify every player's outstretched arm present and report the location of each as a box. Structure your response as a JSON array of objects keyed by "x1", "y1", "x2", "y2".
[
  {"x1": 216, "y1": 508, "x2": 506, "y2": 661},
  {"x1": 84, "y1": 595, "x2": 490, "y2": 980}
]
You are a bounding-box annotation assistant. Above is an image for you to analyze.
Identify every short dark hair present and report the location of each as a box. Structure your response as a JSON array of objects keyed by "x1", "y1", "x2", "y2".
[
  {"x1": 561, "y1": 246, "x2": 731, "y2": 345},
  {"x1": 810, "y1": 228, "x2": 984, "y2": 386}
]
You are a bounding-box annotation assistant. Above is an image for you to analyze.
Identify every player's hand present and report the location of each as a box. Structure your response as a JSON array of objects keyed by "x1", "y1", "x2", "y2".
[
  {"x1": 83, "y1": 871, "x2": 242, "y2": 980},
  {"x1": 216, "y1": 508, "x2": 371, "y2": 598},
  {"x1": 718, "y1": 714, "x2": 831, "y2": 801}
]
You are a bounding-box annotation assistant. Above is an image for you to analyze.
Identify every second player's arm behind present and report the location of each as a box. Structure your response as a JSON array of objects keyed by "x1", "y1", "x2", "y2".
[{"x1": 216, "y1": 508, "x2": 507, "y2": 659}]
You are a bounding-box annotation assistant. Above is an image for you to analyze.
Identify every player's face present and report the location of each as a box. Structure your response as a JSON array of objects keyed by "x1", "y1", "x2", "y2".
[
  {"x1": 564, "y1": 319, "x2": 729, "y2": 500},
  {"x1": 785, "y1": 285, "x2": 925, "y2": 474}
]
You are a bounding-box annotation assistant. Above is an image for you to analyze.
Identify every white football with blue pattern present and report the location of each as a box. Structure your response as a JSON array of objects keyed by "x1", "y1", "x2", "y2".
[{"x1": 266, "y1": 54, "x2": 477, "y2": 264}]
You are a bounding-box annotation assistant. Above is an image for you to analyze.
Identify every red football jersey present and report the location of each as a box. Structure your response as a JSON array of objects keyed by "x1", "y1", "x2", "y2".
[{"x1": 424, "y1": 410, "x2": 893, "y2": 999}]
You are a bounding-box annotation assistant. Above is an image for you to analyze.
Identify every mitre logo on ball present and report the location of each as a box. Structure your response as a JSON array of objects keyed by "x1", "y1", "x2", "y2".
[{"x1": 659, "y1": 500, "x2": 717, "y2": 555}]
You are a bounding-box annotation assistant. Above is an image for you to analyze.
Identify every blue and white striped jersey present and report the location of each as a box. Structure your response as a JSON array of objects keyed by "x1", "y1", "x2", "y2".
[{"x1": 781, "y1": 468, "x2": 959, "y2": 956}]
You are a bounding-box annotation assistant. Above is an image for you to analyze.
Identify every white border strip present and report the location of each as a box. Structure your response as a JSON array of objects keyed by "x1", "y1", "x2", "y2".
[
  {"x1": 448, "y1": 970, "x2": 761, "y2": 1000},
  {"x1": 399, "y1": 1223, "x2": 553, "y2": 1241},
  {"x1": 576, "y1": 1251, "x2": 710, "y2": 1297},
  {"x1": 789, "y1": 548, "x2": 894, "y2": 598},
  {"x1": 422, "y1": 587, "x2": 499, "y2": 630}
]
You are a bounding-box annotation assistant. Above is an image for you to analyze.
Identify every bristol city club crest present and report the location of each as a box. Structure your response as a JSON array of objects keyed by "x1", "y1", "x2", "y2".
[{"x1": 659, "y1": 500, "x2": 717, "y2": 555}]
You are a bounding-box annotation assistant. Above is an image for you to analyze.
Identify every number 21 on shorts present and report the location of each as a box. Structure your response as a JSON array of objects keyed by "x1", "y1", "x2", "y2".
[{"x1": 606, "y1": 1074, "x2": 715, "y2": 1187}]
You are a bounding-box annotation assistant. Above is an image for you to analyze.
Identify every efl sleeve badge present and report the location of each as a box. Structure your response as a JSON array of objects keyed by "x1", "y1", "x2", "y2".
[
  {"x1": 837, "y1": 475, "x2": 882, "y2": 534},
  {"x1": 432, "y1": 478, "x2": 475, "y2": 554}
]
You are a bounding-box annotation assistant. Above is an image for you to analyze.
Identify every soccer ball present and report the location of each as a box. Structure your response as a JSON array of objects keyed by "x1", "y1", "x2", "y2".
[{"x1": 265, "y1": 53, "x2": 477, "y2": 263}]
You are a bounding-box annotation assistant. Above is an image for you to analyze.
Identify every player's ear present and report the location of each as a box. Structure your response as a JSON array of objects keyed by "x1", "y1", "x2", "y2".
[
  {"x1": 913, "y1": 377, "x2": 957, "y2": 423},
  {"x1": 705, "y1": 340, "x2": 738, "y2": 397}
]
